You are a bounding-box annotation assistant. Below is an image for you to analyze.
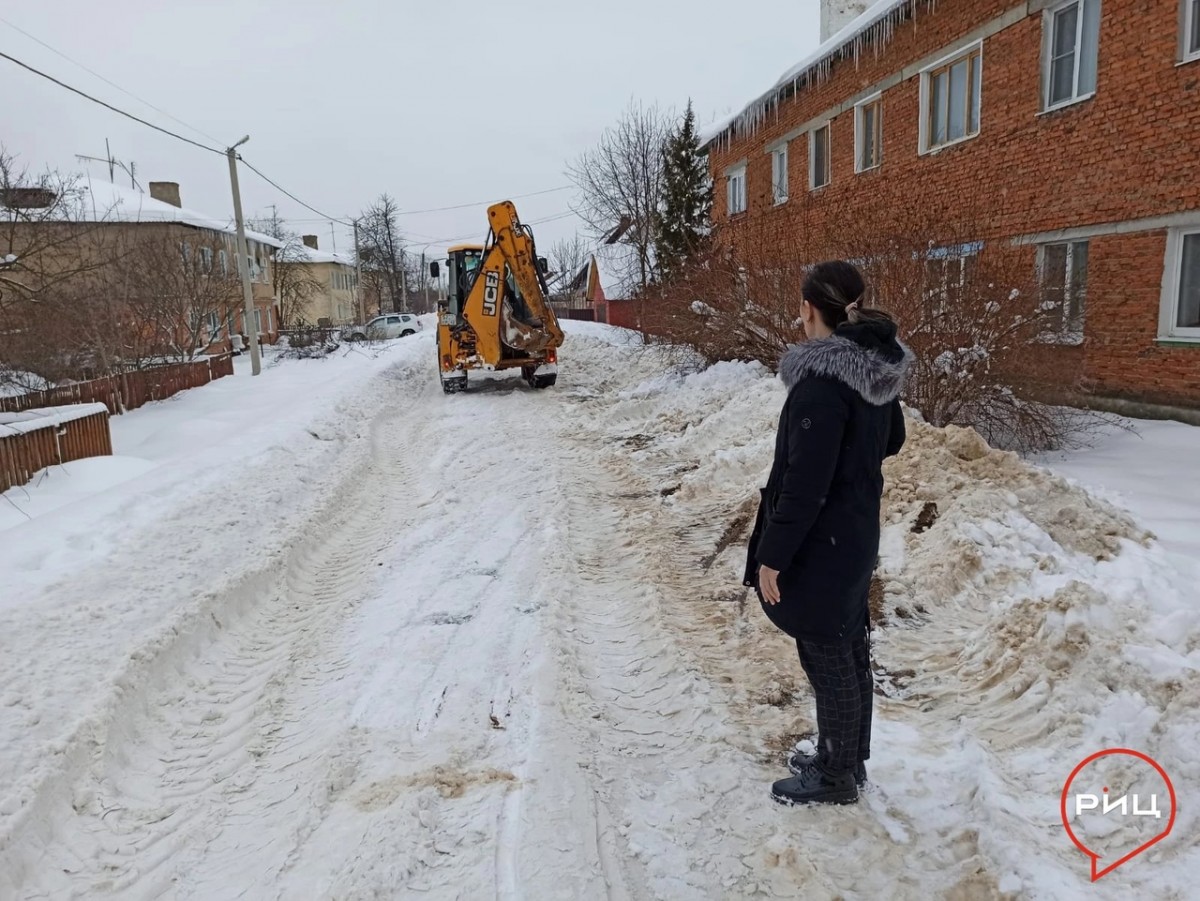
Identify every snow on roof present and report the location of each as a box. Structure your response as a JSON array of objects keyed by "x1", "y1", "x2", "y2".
[
  {"x1": 289, "y1": 244, "x2": 355, "y2": 266},
  {"x1": 0, "y1": 403, "x2": 109, "y2": 435},
  {"x1": 702, "y1": 0, "x2": 929, "y2": 150},
  {"x1": 53, "y1": 177, "x2": 284, "y2": 249},
  {"x1": 591, "y1": 243, "x2": 641, "y2": 301}
]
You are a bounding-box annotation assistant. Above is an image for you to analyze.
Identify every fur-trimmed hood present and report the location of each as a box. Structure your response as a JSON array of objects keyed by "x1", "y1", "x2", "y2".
[{"x1": 779, "y1": 323, "x2": 914, "y2": 405}]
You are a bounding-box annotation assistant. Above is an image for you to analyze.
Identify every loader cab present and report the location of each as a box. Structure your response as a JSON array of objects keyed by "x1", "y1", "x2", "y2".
[{"x1": 437, "y1": 243, "x2": 484, "y2": 321}]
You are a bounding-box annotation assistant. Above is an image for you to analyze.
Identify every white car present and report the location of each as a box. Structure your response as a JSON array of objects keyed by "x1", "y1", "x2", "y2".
[{"x1": 345, "y1": 314, "x2": 422, "y2": 341}]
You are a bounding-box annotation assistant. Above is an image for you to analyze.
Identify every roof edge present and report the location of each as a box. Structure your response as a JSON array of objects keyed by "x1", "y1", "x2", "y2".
[{"x1": 701, "y1": 0, "x2": 931, "y2": 151}]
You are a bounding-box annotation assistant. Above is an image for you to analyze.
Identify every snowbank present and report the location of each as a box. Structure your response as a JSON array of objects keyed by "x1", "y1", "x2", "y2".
[{"x1": 562, "y1": 328, "x2": 1199, "y2": 898}]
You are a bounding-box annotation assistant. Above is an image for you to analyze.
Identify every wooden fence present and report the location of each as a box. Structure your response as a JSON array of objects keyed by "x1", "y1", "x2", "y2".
[
  {"x1": 0, "y1": 354, "x2": 235, "y2": 416},
  {"x1": 0, "y1": 405, "x2": 113, "y2": 493}
]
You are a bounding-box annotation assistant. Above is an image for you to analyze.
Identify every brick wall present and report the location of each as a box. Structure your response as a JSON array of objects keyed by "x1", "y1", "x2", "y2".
[{"x1": 707, "y1": 0, "x2": 1200, "y2": 407}]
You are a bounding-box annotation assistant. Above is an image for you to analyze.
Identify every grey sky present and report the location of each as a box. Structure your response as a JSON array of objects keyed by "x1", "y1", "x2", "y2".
[{"x1": 3, "y1": 0, "x2": 820, "y2": 258}]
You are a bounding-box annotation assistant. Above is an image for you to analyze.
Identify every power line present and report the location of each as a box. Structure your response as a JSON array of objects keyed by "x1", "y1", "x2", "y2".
[
  {"x1": 0, "y1": 47, "x2": 356, "y2": 232},
  {"x1": 0, "y1": 44, "x2": 575, "y2": 246},
  {"x1": 395, "y1": 185, "x2": 575, "y2": 216},
  {"x1": 0, "y1": 49, "x2": 224, "y2": 156},
  {"x1": 236, "y1": 158, "x2": 352, "y2": 226},
  {"x1": 417, "y1": 209, "x2": 581, "y2": 251},
  {"x1": 0, "y1": 15, "x2": 224, "y2": 147}
]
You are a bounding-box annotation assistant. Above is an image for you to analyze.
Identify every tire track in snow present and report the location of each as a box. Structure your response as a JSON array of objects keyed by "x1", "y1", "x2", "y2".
[{"x1": 4, "y1": 391, "x2": 428, "y2": 899}]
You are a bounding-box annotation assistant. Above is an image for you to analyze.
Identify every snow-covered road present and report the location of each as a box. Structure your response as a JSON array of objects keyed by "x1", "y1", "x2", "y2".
[{"x1": 2, "y1": 324, "x2": 1197, "y2": 899}]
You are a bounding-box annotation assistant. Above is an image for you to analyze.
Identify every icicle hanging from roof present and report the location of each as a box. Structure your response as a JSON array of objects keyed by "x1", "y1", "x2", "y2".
[{"x1": 706, "y1": 0, "x2": 938, "y2": 152}]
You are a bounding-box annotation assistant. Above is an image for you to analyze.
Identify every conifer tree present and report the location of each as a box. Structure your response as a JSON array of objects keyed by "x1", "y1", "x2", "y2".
[{"x1": 657, "y1": 100, "x2": 712, "y2": 281}]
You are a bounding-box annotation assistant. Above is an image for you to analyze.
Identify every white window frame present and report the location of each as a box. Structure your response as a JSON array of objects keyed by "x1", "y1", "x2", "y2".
[
  {"x1": 726, "y1": 165, "x2": 747, "y2": 216},
  {"x1": 1159, "y1": 226, "x2": 1200, "y2": 341},
  {"x1": 218, "y1": 249, "x2": 228, "y2": 275},
  {"x1": 1183, "y1": 0, "x2": 1200, "y2": 63},
  {"x1": 1037, "y1": 240, "x2": 1089, "y2": 343},
  {"x1": 809, "y1": 123, "x2": 831, "y2": 190},
  {"x1": 918, "y1": 42, "x2": 983, "y2": 154},
  {"x1": 254, "y1": 308, "x2": 263, "y2": 333},
  {"x1": 1042, "y1": 0, "x2": 1101, "y2": 111},
  {"x1": 771, "y1": 145, "x2": 789, "y2": 205},
  {"x1": 206, "y1": 310, "x2": 222, "y2": 342},
  {"x1": 854, "y1": 93, "x2": 883, "y2": 173},
  {"x1": 200, "y1": 246, "x2": 213, "y2": 273},
  {"x1": 922, "y1": 242, "x2": 983, "y2": 316}
]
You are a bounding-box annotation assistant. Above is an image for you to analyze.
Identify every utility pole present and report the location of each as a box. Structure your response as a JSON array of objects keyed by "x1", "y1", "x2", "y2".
[
  {"x1": 420, "y1": 251, "x2": 429, "y2": 313},
  {"x1": 353, "y1": 217, "x2": 365, "y2": 323},
  {"x1": 400, "y1": 248, "x2": 408, "y2": 313},
  {"x1": 226, "y1": 135, "x2": 261, "y2": 376}
]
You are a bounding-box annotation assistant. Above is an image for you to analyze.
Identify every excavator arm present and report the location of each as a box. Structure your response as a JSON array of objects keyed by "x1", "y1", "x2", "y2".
[
  {"x1": 461, "y1": 202, "x2": 564, "y2": 361},
  {"x1": 488, "y1": 201, "x2": 565, "y2": 350}
]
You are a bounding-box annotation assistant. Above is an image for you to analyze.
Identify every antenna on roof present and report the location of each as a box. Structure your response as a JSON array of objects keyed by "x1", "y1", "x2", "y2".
[{"x1": 75, "y1": 140, "x2": 141, "y2": 190}]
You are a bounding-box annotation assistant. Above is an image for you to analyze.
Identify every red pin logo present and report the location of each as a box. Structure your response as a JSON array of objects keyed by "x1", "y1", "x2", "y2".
[{"x1": 1061, "y1": 749, "x2": 1177, "y2": 881}]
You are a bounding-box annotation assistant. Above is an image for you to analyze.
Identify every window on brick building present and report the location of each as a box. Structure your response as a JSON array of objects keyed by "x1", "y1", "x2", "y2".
[
  {"x1": 810, "y1": 124, "x2": 831, "y2": 189},
  {"x1": 1038, "y1": 241, "x2": 1089, "y2": 340},
  {"x1": 855, "y1": 95, "x2": 883, "y2": 172},
  {"x1": 206, "y1": 311, "x2": 222, "y2": 341},
  {"x1": 1043, "y1": 0, "x2": 1101, "y2": 109},
  {"x1": 1184, "y1": 0, "x2": 1200, "y2": 61},
  {"x1": 772, "y1": 146, "x2": 789, "y2": 204},
  {"x1": 200, "y1": 246, "x2": 213, "y2": 273},
  {"x1": 727, "y1": 165, "x2": 747, "y2": 215},
  {"x1": 921, "y1": 45, "x2": 982, "y2": 152},
  {"x1": 923, "y1": 243, "x2": 981, "y2": 317},
  {"x1": 1163, "y1": 229, "x2": 1200, "y2": 339}
]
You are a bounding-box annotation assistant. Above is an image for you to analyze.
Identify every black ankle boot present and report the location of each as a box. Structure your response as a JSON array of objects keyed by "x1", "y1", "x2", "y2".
[
  {"x1": 787, "y1": 750, "x2": 867, "y2": 787},
  {"x1": 771, "y1": 763, "x2": 858, "y2": 806}
]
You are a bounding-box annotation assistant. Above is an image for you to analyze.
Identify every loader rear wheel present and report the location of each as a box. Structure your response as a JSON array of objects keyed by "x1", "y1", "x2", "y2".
[
  {"x1": 532, "y1": 374, "x2": 556, "y2": 389},
  {"x1": 441, "y1": 374, "x2": 467, "y2": 394}
]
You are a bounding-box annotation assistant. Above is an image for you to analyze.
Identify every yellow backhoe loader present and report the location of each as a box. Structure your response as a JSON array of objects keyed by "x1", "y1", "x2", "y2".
[{"x1": 429, "y1": 201, "x2": 564, "y2": 393}]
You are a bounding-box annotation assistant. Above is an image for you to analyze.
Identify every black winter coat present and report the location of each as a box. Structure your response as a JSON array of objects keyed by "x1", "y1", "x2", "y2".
[{"x1": 744, "y1": 319, "x2": 912, "y2": 641}]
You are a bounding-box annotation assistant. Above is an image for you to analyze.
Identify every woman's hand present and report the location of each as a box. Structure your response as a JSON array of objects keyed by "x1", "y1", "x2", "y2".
[{"x1": 759, "y1": 566, "x2": 781, "y2": 605}]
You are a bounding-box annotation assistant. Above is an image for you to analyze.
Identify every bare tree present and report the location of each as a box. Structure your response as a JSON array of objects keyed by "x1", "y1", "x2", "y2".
[
  {"x1": 123, "y1": 230, "x2": 243, "y2": 362},
  {"x1": 249, "y1": 210, "x2": 324, "y2": 328},
  {"x1": 0, "y1": 148, "x2": 112, "y2": 315},
  {"x1": 357, "y1": 194, "x2": 408, "y2": 313},
  {"x1": 0, "y1": 147, "x2": 137, "y2": 389},
  {"x1": 568, "y1": 100, "x2": 671, "y2": 292},
  {"x1": 548, "y1": 234, "x2": 589, "y2": 287}
]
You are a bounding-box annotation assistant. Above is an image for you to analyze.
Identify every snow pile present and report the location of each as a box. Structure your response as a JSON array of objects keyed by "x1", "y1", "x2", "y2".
[{"x1": 567, "y1": 331, "x2": 1199, "y2": 898}]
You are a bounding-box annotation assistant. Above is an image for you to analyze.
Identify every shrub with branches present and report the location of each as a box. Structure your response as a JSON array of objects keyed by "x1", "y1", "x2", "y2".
[{"x1": 649, "y1": 191, "x2": 1100, "y2": 451}]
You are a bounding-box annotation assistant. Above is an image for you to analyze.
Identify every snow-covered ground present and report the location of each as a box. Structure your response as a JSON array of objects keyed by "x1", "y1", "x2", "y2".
[{"x1": 1, "y1": 324, "x2": 1196, "y2": 899}]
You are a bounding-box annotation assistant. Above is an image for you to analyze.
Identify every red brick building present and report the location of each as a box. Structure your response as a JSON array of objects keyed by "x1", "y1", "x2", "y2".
[{"x1": 704, "y1": 0, "x2": 1200, "y2": 415}]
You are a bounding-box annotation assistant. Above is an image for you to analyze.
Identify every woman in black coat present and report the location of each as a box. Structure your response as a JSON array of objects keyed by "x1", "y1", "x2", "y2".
[{"x1": 744, "y1": 260, "x2": 912, "y2": 806}]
